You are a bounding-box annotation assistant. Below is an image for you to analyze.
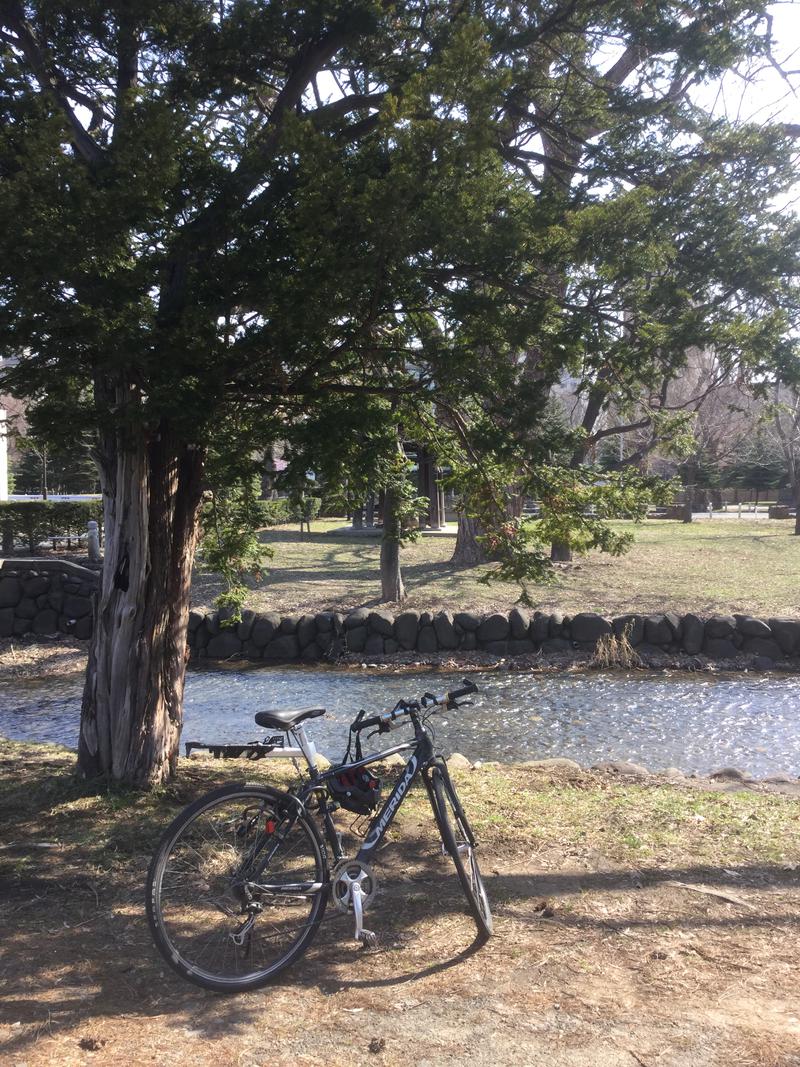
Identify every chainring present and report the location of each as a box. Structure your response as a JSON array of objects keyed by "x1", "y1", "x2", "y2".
[{"x1": 331, "y1": 858, "x2": 378, "y2": 913}]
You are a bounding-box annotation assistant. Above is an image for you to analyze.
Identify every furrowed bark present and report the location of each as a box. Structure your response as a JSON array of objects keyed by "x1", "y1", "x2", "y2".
[
  {"x1": 78, "y1": 401, "x2": 205, "y2": 787},
  {"x1": 451, "y1": 512, "x2": 487, "y2": 565}
]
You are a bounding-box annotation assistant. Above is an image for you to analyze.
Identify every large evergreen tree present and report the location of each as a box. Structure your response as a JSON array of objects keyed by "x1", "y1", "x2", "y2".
[{"x1": 1, "y1": 0, "x2": 798, "y2": 785}]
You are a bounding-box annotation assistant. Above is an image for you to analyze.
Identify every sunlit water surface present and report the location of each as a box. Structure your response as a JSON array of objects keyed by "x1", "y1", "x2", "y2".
[{"x1": 1, "y1": 666, "x2": 798, "y2": 777}]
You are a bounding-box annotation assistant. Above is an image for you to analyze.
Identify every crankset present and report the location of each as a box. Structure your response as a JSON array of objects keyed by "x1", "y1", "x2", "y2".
[{"x1": 331, "y1": 858, "x2": 378, "y2": 946}]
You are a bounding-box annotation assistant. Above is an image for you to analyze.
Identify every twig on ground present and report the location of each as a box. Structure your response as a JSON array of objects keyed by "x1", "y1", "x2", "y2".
[{"x1": 666, "y1": 881, "x2": 757, "y2": 910}]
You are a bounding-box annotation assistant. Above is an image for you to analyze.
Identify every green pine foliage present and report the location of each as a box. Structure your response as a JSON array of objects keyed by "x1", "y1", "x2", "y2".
[{"x1": 1, "y1": 0, "x2": 799, "y2": 592}]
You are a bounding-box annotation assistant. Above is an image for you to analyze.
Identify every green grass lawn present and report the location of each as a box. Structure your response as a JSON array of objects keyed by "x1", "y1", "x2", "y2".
[{"x1": 191, "y1": 517, "x2": 800, "y2": 619}]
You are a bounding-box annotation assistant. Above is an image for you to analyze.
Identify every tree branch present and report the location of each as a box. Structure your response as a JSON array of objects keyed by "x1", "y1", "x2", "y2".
[{"x1": 1, "y1": 0, "x2": 106, "y2": 166}]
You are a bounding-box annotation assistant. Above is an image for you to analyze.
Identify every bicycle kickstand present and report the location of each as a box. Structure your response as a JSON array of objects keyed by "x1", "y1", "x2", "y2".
[{"x1": 350, "y1": 881, "x2": 377, "y2": 947}]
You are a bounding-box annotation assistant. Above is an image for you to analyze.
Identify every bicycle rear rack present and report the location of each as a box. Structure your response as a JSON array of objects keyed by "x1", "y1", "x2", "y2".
[{"x1": 184, "y1": 736, "x2": 288, "y2": 760}]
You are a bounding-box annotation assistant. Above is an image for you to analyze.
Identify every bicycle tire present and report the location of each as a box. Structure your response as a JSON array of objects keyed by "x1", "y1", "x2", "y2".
[
  {"x1": 146, "y1": 782, "x2": 329, "y2": 992},
  {"x1": 429, "y1": 766, "x2": 493, "y2": 941}
]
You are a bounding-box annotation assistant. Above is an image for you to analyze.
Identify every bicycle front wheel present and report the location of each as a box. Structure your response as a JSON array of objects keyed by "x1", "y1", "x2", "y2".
[
  {"x1": 429, "y1": 766, "x2": 493, "y2": 941},
  {"x1": 146, "y1": 782, "x2": 328, "y2": 992}
]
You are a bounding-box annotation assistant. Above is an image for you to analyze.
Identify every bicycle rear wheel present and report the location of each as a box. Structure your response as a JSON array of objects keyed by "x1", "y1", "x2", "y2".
[
  {"x1": 429, "y1": 766, "x2": 493, "y2": 941},
  {"x1": 146, "y1": 782, "x2": 328, "y2": 992}
]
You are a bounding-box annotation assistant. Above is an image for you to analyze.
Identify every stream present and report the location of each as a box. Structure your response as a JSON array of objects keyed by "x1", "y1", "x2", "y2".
[{"x1": 1, "y1": 665, "x2": 799, "y2": 776}]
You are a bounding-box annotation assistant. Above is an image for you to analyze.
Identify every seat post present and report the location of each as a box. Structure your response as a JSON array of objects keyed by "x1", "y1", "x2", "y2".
[{"x1": 292, "y1": 724, "x2": 319, "y2": 775}]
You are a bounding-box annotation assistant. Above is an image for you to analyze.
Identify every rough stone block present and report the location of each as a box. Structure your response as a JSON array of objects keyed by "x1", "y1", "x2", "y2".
[
  {"x1": 263, "y1": 634, "x2": 300, "y2": 660},
  {"x1": 644, "y1": 614, "x2": 673, "y2": 646},
  {"x1": 236, "y1": 610, "x2": 255, "y2": 641},
  {"x1": 549, "y1": 612, "x2": 565, "y2": 637},
  {"x1": 395, "y1": 611, "x2": 419, "y2": 650},
  {"x1": 345, "y1": 608, "x2": 370, "y2": 629},
  {"x1": 571, "y1": 613, "x2": 612, "y2": 643},
  {"x1": 418, "y1": 611, "x2": 433, "y2": 628},
  {"x1": 509, "y1": 608, "x2": 531, "y2": 639},
  {"x1": 454, "y1": 611, "x2": 481, "y2": 632},
  {"x1": 346, "y1": 626, "x2": 367, "y2": 652},
  {"x1": 280, "y1": 615, "x2": 300, "y2": 634},
  {"x1": 417, "y1": 625, "x2": 438, "y2": 653},
  {"x1": 681, "y1": 614, "x2": 704, "y2": 655},
  {"x1": 13, "y1": 618, "x2": 30, "y2": 635},
  {"x1": 703, "y1": 637, "x2": 738, "y2": 659},
  {"x1": 433, "y1": 612, "x2": 458, "y2": 649},
  {"x1": 63, "y1": 595, "x2": 92, "y2": 619},
  {"x1": 32, "y1": 609, "x2": 59, "y2": 635},
  {"x1": 315, "y1": 612, "x2": 334, "y2": 632},
  {"x1": 384, "y1": 638, "x2": 399, "y2": 654},
  {"x1": 532, "y1": 611, "x2": 551, "y2": 642},
  {"x1": 483, "y1": 640, "x2": 508, "y2": 655},
  {"x1": 316, "y1": 631, "x2": 334, "y2": 653},
  {"x1": 242, "y1": 641, "x2": 262, "y2": 660},
  {"x1": 302, "y1": 642, "x2": 323, "y2": 663},
  {"x1": 477, "y1": 613, "x2": 510, "y2": 643},
  {"x1": 207, "y1": 632, "x2": 243, "y2": 659},
  {"x1": 368, "y1": 610, "x2": 395, "y2": 637},
  {"x1": 459, "y1": 632, "x2": 477, "y2": 650},
  {"x1": 364, "y1": 634, "x2": 385, "y2": 654},
  {"x1": 705, "y1": 615, "x2": 736, "y2": 639},
  {"x1": 188, "y1": 610, "x2": 205, "y2": 633},
  {"x1": 23, "y1": 576, "x2": 49, "y2": 598},
  {"x1": 734, "y1": 615, "x2": 771, "y2": 639},
  {"x1": 297, "y1": 614, "x2": 318, "y2": 648},
  {"x1": 743, "y1": 637, "x2": 783, "y2": 660},
  {"x1": 541, "y1": 637, "x2": 571, "y2": 653},
  {"x1": 664, "y1": 613, "x2": 682, "y2": 640},
  {"x1": 72, "y1": 617, "x2": 93, "y2": 640},
  {"x1": 16, "y1": 597, "x2": 37, "y2": 620},
  {"x1": 0, "y1": 578, "x2": 22, "y2": 608},
  {"x1": 768, "y1": 618, "x2": 800, "y2": 655},
  {"x1": 251, "y1": 614, "x2": 279, "y2": 647},
  {"x1": 508, "y1": 638, "x2": 535, "y2": 656},
  {"x1": 0, "y1": 608, "x2": 13, "y2": 637},
  {"x1": 612, "y1": 614, "x2": 644, "y2": 645}
]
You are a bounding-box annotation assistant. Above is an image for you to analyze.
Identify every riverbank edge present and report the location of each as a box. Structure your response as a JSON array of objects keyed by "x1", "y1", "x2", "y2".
[
  {"x1": 2, "y1": 733, "x2": 799, "y2": 803},
  {"x1": 5, "y1": 632, "x2": 800, "y2": 683}
]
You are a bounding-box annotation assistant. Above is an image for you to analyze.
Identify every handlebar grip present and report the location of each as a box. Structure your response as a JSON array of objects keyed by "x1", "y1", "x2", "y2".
[
  {"x1": 358, "y1": 715, "x2": 382, "y2": 731},
  {"x1": 446, "y1": 679, "x2": 478, "y2": 703}
]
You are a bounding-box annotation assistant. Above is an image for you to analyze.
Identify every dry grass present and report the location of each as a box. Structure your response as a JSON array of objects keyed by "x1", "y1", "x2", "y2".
[
  {"x1": 191, "y1": 517, "x2": 800, "y2": 619},
  {"x1": 3, "y1": 740, "x2": 800, "y2": 1066}
]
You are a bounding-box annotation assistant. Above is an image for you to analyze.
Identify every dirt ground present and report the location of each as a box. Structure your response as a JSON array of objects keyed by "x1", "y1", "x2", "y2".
[{"x1": 1, "y1": 743, "x2": 799, "y2": 1067}]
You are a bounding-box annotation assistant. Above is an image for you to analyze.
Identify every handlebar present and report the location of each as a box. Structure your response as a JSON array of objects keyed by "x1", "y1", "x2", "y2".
[{"x1": 354, "y1": 679, "x2": 478, "y2": 734}]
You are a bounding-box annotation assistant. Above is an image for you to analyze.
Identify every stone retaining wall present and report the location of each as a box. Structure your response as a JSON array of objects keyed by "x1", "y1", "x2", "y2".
[
  {"x1": 0, "y1": 560, "x2": 98, "y2": 639},
  {"x1": 188, "y1": 606, "x2": 800, "y2": 664},
  {"x1": 2, "y1": 557, "x2": 798, "y2": 666}
]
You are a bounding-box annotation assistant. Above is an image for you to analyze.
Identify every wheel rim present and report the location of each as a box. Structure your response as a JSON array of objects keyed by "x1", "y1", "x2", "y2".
[{"x1": 151, "y1": 791, "x2": 325, "y2": 986}]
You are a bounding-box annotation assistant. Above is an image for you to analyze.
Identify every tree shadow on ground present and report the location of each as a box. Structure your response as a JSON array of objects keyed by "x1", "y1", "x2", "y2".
[{"x1": 3, "y1": 839, "x2": 799, "y2": 1058}]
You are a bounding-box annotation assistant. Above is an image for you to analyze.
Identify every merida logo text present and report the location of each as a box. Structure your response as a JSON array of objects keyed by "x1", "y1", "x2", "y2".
[{"x1": 362, "y1": 756, "x2": 418, "y2": 849}]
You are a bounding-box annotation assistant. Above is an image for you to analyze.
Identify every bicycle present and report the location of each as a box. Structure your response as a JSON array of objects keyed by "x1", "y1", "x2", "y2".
[{"x1": 145, "y1": 679, "x2": 492, "y2": 993}]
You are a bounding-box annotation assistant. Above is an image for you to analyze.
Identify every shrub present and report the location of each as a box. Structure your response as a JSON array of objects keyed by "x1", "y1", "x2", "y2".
[
  {"x1": 0, "y1": 500, "x2": 103, "y2": 554},
  {"x1": 255, "y1": 496, "x2": 321, "y2": 527}
]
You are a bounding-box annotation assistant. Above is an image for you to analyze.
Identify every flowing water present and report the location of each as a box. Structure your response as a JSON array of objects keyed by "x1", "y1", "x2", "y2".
[{"x1": 1, "y1": 666, "x2": 799, "y2": 777}]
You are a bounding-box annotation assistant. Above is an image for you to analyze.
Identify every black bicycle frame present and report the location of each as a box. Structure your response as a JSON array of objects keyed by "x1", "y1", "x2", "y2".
[{"x1": 296, "y1": 713, "x2": 436, "y2": 867}]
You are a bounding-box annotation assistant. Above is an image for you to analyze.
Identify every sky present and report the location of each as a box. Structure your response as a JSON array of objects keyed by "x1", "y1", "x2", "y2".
[{"x1": 700, "y1": 2, "x2": 800, "y2": 130}]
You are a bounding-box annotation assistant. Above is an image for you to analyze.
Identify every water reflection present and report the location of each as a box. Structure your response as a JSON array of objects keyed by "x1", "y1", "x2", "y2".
[{"x1": 0, "y1": 666, "x2": 798, "y2": 777}]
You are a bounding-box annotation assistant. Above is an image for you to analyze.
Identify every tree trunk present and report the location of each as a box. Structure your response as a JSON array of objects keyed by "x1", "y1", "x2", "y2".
[
  {"x1": 451, "y1": 512, "x2": 487, "y2": 565},
  {"x1": 78, "y1": 417, "x2": 205, "y2": 787},
  {"x1": 550, "y1": 540, "x2": 572, "y2": 562},
  {"x1": 380, "y1": 484, "x2": 405, "y2": 602}
]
